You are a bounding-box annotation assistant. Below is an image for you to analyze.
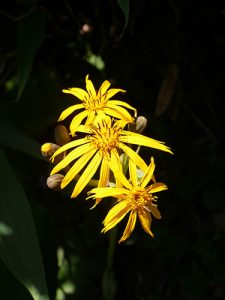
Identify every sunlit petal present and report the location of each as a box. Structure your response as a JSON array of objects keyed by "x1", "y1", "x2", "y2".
[
  {"x1": 96, "y1": 109, "x2": 107, "y2": 120},
  {"x1": 50, "y1": 143, "x2": 91, "y2": 175},
  {"x1": 71, "y1": 151, "x2": 102, "y2": 197},
  {"x1": 58, "y1": 104, "x2": 84, "y2": 121},
  {"x1": 149, "y1": 182, "x2": 168, "y2": 193},
  {"x1": 98, "y1": 158, "x2": 110, "y2": 188},
  {"x1": 119, "y1": 211, "x2": 137, "y2": 243},
  {"x1": 87, "y1": 187, "x2": 128, "y2": 199},
  {"x1": 85, "y1": 110, "x2": 96, "y2": 125},
  {"x1": 98, "y1": 80, "x2": 111, "y2": 97},
  {"x1": 120, "y1": 131, "x2": 173, "y2": 154},
  {"x1": 109, "y1": 150, "x2": 132, "y2": 189},
  {"x1": 85, "y1": 74, "x2": 96, "y2": 97},
  {"x1": 105, "y1": 88, "x2": 126, "y2": 100},
  {"x1": 108, "y1": 100, "x2": 137, "y2": 117},
  {"x1": 62, "y1": 87, "x2": 88, "y2": 100},
  {"x1": 70, "y1": 110, "x2": 89, "y2": 135},
  {"x1": 148, "y1": 203, "x2": 161, "y2": 219},
  {"x1": 138, "y1": 210, "x2": 154, "y2": 237},
  {"x1": 119, "y1": 142, "x2": 148, "y2": 172},
  {"x1": 77, "y1": 124, "x2": 92, "y2": 134},
  {"x1": 140, "y1": 157, "x2": 155, "y2": 187},
  {"x1": 51, "y1": 138, "x2": 88, "y2": 161},
  {"x1": 61, "y1": 148, "x2": 96, "y2": 188},
  {"x1": 102, "y1": 200, "x2": 130, "y2": 233},
  {"x1": 103, "y1": 106, "x2": 134, "y2": 122},
  {"x1": 129, "y1": 159, "x2": 137, "y2": 186}
]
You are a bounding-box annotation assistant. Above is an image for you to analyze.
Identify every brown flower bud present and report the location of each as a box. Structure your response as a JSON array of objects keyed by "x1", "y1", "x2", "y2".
[
  {"x1": 47, "y1": 174, "x2": 64, "y2": 191},
  {"x1": 41, "y1": 143, "x2": 60, "y2": 160},
  {"x1": 54, "y1": 125, "x2": 71, "y2": 146}
]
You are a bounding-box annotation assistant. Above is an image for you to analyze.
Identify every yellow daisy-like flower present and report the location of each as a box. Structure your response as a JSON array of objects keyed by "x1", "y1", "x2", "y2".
[
  {"x1": 88, "y1": 157, "x2": 167, "y2": 243},
  {"x1": 59, "y1": 75, "x2": 137, "y2": 135},
  {"x1": 50, "y1": 117, "x2": 172, "y2": 198}
]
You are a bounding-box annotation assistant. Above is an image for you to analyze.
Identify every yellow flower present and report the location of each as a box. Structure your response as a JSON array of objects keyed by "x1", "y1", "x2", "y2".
[
  {"x1": 50, "y1": 117, "x2": 172, "y2": 198},
  {"x1": 59, "y1": 75, "x2": 137, "y2": 135},
  {"x1": 88, "y1": 157, "x2": 167, "y2": 243}
]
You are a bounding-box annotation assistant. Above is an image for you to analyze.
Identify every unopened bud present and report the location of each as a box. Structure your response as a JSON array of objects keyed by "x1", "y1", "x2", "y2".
[
  {"x1": 136, "y1": 116, "x2": 148, "y2": 133},
  {"x1": 41, "y1": 143, "x2": 60, "y2": 160},
  {"x1": 54, "y1": 125, "x2": 71, "y2": 146},
  {"x1": 47, "y1": 174, "x2": 64, "y2": 191}
]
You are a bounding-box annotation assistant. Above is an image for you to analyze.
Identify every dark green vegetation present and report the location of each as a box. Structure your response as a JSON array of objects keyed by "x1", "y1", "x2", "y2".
[{"x1": 0, "y1": 1, "x2": 225, "y2": 299}]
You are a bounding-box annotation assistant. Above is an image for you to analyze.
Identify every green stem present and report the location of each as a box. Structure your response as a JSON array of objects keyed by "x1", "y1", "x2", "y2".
[
  {"x1": 106, "y1": 225, "x2": 118, "y2": 270},
  {"x1": 101, "y1": 202, "x2": 118, "y2": 300}
]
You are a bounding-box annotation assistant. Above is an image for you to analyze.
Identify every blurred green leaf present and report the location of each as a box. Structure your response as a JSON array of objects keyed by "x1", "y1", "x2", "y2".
[
  {"x1": 0, "y1": 118, "x2": 42, "y2": 159},
  {"x1": 0, "y1": 148, "x2": 49, "y2": 300},
  {"x1": 17, "y1": 7, "x2": 46, "y2": 100},
  {"x1": 117, "y1": 0, "x2": 130, "y2": 29},
  {"x1": 0, "y1": 259, "x2": 33, "y2": 300}
]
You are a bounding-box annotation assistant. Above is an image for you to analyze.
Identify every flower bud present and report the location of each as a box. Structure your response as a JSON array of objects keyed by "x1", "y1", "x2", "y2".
[
  {"x1": 41, "y1": 143, "x2": 60, "y2": 160},
  {"x1": 47, "y1": 174, "x2": 64, "y2": 191},
  {"x1": 136, "y1": 116, "x2": 148, "y2": 133},
  {"x1": 54, "y1": 125, "x2": 71, "y2": 146}
]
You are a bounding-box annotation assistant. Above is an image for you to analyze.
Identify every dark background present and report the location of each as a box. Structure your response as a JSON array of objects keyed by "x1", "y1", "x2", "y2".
[{"x1": 1, "y1": 0, "x2": 225, "y2": 299}]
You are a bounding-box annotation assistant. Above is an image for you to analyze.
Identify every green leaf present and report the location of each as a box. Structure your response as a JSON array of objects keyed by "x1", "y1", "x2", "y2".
[
  {"x1": 117, "y1": 0, "x2": 130, "y2": 28},
  {"x1": 0, "y1": 148, "x2": 49, "y2": 300},
  {"x1": 0, "y1": 259, "x2": 33, "y2": 300},
  {"x1": 17, "y1": 7, "x2": 46, "y2": 100},
  {"x1": 0, "y1": 118, "x2": 42, "y2": 159}
]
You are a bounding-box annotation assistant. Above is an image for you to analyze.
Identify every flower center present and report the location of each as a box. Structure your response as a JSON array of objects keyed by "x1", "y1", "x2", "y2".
[
  {"x1": 83, "y1": 94, "x2": 107, "y2": 110},
  {"x1": 88, "y1": 120, "x2": 120, "y2": 155},
  {"x1": 128, "y1": 188, "x2": 153, "y2": 211}
]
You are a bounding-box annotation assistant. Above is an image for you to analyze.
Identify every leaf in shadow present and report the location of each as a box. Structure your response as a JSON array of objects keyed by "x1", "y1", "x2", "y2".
[
  {"x1": 0, "y1": 148, "x2": 49, "y2": 300},
  {"x1": 117, "y1": 0, "x2": 130, "y2": 31},
  {"x1": 0, "y1": 118, "x2": 42, "y2": 160},
  {"x1": 17, "y1": 7, "x2": 46, "y2": 100}
]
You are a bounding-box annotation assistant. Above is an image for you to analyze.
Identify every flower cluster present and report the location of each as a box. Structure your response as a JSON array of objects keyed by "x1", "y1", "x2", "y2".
[{"x1": 41, "y1": 75, "x2": 172, "y2": 243}]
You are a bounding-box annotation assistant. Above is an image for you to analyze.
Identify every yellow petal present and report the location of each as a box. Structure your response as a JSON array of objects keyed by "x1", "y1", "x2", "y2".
[
  {"x1": 118, "y1": 142, "x2": 148, "y2": 172},
  {"x1": 102, "y1": 200, "x2": 130, "y2": 233},
  {"x1": 138, "y1": 210, "x2": 154, "y2": 237},
  {"x1": 105, "y1": 88, "x2": 126, "y2": 100},
  {"x1": 85, "y1": 110, "x2": 96, "y2": 126},
  {"x1": 115, "y1": 119, "x2": 129, "y2": 129},
  {"x1": 119, "y1": 210, "x2": 137, "y2": 243},
  {"x1": 50, "y1": 143, "x2": 91, "y2": 175},
  {"x1": 103, "y1": 106, "x2": 134, "y2": 122},
  {"x1": 87, "y1": 187, "x2": 129, "y2": 199},
  {"x1": 70, "y1": 110, "x2": 88, "y2": 135},
  {"x1": 140, "y1": 157, "x2": 155, "y2": 188},
  {"x1": 96, "y1": 109, "x2": 107, "y2": 120},
  {"x1": 51, "y1": 138, "x2": 88, "y2": 161},
  {"x1": 61, "y1": 148, "x2": 96, "y2": 188},
  {"x1": 71, "y1": 151, "x2": 102, "y2": 198},
  {"x1": 97, "y1": 80, "x2": 111, "y2": 97},
  {"x1": 129, "y1": 159, "x2": 137, "y2": 186},
  {"x1": 58, "y1": 104, "x2": 84, "y2": 121},
  {"x1": 94, "y1": 158, "x2": 110, "y2": 205},
  {"x1": 62, "y1": 87, "x2": 88, "y2": 100},
  {"x1": 120, "y1": 131, "x2": 173, "y2": 154},
  {"x1": 108, "y1": 100, "x2": 137, "y2": 117},
  {"x1": 109, "y1": 150, "x2": 132, "y2": 189},
  {"x1": 85, "y1": 75, "x2": 96, "y2": 97},
  {"x1": 149, "y1": 182, "x2": 168, "y2": 193},
  {"x1": 148, "y1": 203, "x2": 161, "y2": 219},
  {"x1": 77, "y1": 124, "x2": 92, "y2": 134},
  {"x1": 98, "y1": 158, "x2": 110, "y2": 188}
]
